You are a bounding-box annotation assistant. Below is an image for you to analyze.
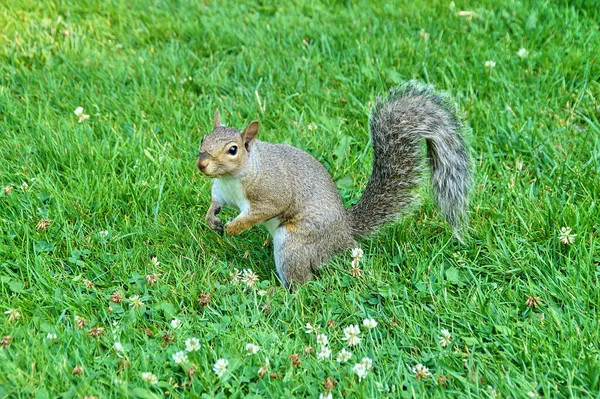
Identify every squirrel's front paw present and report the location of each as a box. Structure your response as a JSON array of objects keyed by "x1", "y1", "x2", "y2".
[{"x1": 207, "y1": 217, "x2": 224, "y2": 235}]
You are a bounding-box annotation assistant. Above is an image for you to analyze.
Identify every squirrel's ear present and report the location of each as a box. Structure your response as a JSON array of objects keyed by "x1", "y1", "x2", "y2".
[
  {"x1": 242, "y1": 121, "x2": 259, "y2": 151},
  {"x1": 214, "y1": 109, "x2": 222, "y2": 128}
]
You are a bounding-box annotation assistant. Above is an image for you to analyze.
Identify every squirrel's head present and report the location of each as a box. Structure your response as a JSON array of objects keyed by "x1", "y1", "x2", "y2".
[{"x1": 197, "y1": 109, "x2": 259, "y2": 178}]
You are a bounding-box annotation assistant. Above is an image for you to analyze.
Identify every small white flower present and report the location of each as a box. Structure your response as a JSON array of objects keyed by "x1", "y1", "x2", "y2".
[
  {"x1": 351, "y1": 248, "x2": 364, "y2": 259},
  {"x1": 20, "y1": 182, "x2": 29, "y2": 192},
  {"x1": 99, "y1": 230, "x2": 109, "y2": 238},
  {"x1": 114, "y1": 342, "x2": 124, "y2": 352},
  {"x1": 129, "y1": 295, "x2": 144, "y2": 309},
  {"x1": 363, "y1": 318, "x2": 378, "y2": 329},
  {"x1": 485, "y1": 60, "x2": 496, "y2": 68},
  {"x1": 170, "y1": 318, "x2": 182, "y2": 329},
  {"x1": 185, "y1": 337, "x2": 201, "y2": 352},
  {"x1": 316, "y1": 334, "x2": 328, "y2": 347},
  {"x1": 151, "y1": 257, "x2": 160, "y2": 267},
  {"x1": 517, "y1": 48, "x2": 529, "y2": 58},
  {"x1": 438, "y1": 329, "x2": 452, "y2": 348},
  {"x1": 213, "y1": 358, "x2": 229, "y2": 377},
  {"x1": 336, "y1": 348, "x2": 352, "y2": 363},
  {"x1": 353, "y1": 363, "x2": 368, "y2": 381},
  {"x1": 411, "y1": 363, "x2": 432, "y2": 380},
  {"x1": 229, "y1": 268, "x2": 243, "y2": 284},
  {"x1": 172, "y1": 350, "x2": 188, "y2": 365},
  {"x1": 141, "y1": 372, "x2": 158, "y2": 385},
  {"x1": 307, "y1": 122, "x2": 318, "y2": 131},
  {"x1": 559, "y1": 227, "x2": 576, "y2": 245},
  {"x1": 304, "y1": 322, "x2": 317, "y2": 334},
  {"x1": 5, "y1": 309, "x2": 21, "y2": 322},
  {"x1": 319, "y1": 393, "x2": 333, "y2": 399},
  {"x1": 317, "y1": 346, "x2": 332, "y2": 360},
  {"x1": 342, "y1": 324, "x2": 361, "y2": 346},
  {"x1": 46, "y1": 333, "x2": 57, "y2": 340},
  {"x1": 245, "y1": 343, "x2": 260, "y2": 355},
  {"x1": 257, "y1": 289, "x2": 268, "y2": 296},
  {"x1": 241, "y1": 269, "x2": 259, "y2": 287},
  {"x1": 74, "y1": 106, "x2": 90, "y2": 123},
  {"x1": 360, "y1": 357, "x2": 373, "y2": 370}
]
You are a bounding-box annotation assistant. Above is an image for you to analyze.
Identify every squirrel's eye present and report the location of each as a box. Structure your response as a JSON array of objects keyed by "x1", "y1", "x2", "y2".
[{"x1": 228, "y1": 146, "x2": 238, "y2": 155}]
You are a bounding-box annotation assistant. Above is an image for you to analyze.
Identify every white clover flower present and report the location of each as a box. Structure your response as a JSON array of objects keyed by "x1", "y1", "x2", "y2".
[
  {"x1": 241, "y1": 269, "x2": 259, "y2": 287},
  {"x1": 5, "y1": 308, "x2": 21, "y2": 322},
  {"x1": 485, "y1": 60, "x2": 496, "y2": 68},
  {"x1": 316, "y1": 333, "x2": 328, "y2": 347},
  {"x1": 517, "y1": 48, "x2": 529, "y2": 58},
  {"x1": 213, "y1": 358, "x2": 229, "y2": 377},
  {"x1": 99, "y1": 230, "x2": 109, "y2": 238},
  {"x1": 319, "y1": 393, "x2": 333, "y2": 399},
  {"x1": 363, "y1": 318, "x2": 378, "y2": 329},
  {"x1": 129, "y1": 295, "x2": 144, "y2": 309},
  {"x1": 74, "y1": 106, "x2": 90, "y2": 123},
  {"x1": 20, "y1": 182, "x2": 29, "y2": 192},
  {"x1": 257, "y1": 289, "x2": 268, "y2": 296},
  {"x1": 245, "y1": 343, "x2": 260, "y2": 355},
  {"x1": 172, "y1": 350, "x2": 188, "y2": 365},
  {"x1": 559, "y1": 227, "x2": 576, "y2": 245},
  {"x1": 342, "y1": 324, "x2": 361, "y2": 346},
  {"x1": 351, "y1": 248, "x2": 364, "y2": 259},
  {"x1": 304, "y1": 322, "x2": 317, "y2": 334},
  {"x1": 438, "y1": 329, "x2": 452, "y2": 348},
  {"x1": 307, "y1": 122, "x2": 318, "y2": 131},
  {"x1": 411, "y1": 363, "x2": 432, "y2": 380},
  {"x1": 46, "y1": 332, "x2": 57, "y2": 340},
  {"x1": 114, "y1": 342, "x2": 124, "y2": 353},
  {"x1": 353, "y1": 362, "x2": 368, "y2": 381},
  {"x1": 170, "y1": 318, "x2": 182, "y2": 329},
  {"x1": 229, "y1": 268, "x2": 243, "y2": 284},
  {"x1": 185, "y1": 337, "x2": 201, "y2": 352},
  {"x1": 336, "y1": 348, "x2": 352, "y2": 363},
  {"x1": 151, "y1": 257, "x2": 160, "y2": 267},
  {"x1": 317, "y1": 346, "x2": 332, "y2": 360},
  {"x1": 141, "y1": 372, "x2": 158, "y2": 384},
  {"x1": 360, "y1": 357, "x2": 373, "y2": 370}
]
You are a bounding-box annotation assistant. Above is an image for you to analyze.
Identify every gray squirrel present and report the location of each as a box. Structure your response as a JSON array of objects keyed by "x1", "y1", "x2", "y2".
[{"x1": 197, "y1": 81, "x2": 471, "y2": 288}]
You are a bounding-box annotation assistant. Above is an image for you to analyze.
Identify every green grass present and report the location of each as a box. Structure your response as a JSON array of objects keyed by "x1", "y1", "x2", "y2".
[{"x1": 1, "y1": 0, "x2": 599, "y2": 397}]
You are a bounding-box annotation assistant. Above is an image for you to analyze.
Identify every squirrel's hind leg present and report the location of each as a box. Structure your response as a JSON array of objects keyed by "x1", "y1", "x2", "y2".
[
  {"x1": 272, "y1": 225, "x2": 353, "y2": 289},
  {"x1": 272, "y1": 228, "x2": 317, "y2": 289}
]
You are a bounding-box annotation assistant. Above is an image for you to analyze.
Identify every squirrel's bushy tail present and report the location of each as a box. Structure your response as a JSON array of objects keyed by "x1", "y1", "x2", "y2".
[{"x1": 348, "y1": 81, "x2": 471, "y2": 239}]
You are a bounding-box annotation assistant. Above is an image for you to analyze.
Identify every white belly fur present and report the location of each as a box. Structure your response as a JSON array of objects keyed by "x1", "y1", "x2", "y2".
[
  {"x1": 262, "y1": 217, "x2": 280, "y2": 236},
  {"x1": 213, "y1": 177, "x2": 250, "y2": 215},
  {"x1": 271, "y1": 226, "x2": 286, "y2": 283},
  {"x1": 213, "y1": 178, "x2": 281, "y2": 247}
]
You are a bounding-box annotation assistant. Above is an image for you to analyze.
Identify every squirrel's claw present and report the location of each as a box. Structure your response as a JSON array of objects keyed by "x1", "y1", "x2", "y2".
[{"x1": 207, "y1": 218, "x2": 224, "y2": 235}]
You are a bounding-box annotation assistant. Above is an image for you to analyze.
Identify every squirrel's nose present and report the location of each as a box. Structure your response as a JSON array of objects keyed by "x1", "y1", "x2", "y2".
[
  {"x1": 197, "y1": 159, "x2": 209, "y2": 171},
  {"x1": 197, "y1": 153, "x2": 210, "y2": 171}
]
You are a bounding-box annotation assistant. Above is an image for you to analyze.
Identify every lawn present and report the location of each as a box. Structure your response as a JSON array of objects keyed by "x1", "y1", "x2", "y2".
[{"x1": 1, "y1": 0, "x2": 599, "y2": 398}]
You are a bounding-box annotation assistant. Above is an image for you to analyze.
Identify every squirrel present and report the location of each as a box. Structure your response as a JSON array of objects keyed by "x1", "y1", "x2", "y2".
[{"x1": 197, "y1": 81, "x2": 471, "y2": 288}]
